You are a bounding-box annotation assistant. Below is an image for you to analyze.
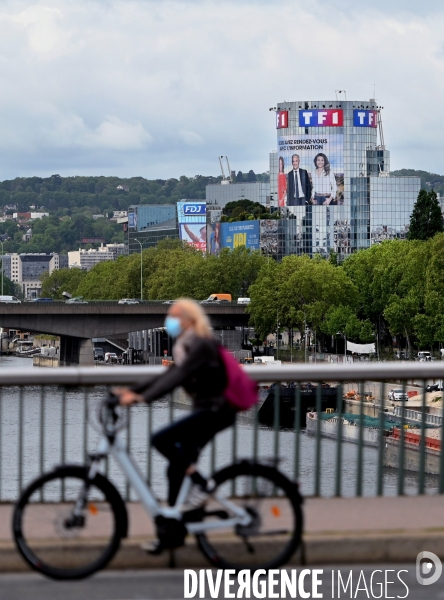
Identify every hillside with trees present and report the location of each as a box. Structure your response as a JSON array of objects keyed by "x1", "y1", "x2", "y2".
[
  {"x1": 391, "y1": 169, "x2": 444, "y2": 195},
  {"x1": 0, "y1": 171, "x2": 269, "y2": 214}
]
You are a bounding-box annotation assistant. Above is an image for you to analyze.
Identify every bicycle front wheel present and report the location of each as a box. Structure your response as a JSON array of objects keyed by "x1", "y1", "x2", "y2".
[
  {"x1": 196, "y1": 461, "x2": 303, "y2": 571},
  {"x1": 12, "y1": 465, "x2": 127, "y2": 580}
]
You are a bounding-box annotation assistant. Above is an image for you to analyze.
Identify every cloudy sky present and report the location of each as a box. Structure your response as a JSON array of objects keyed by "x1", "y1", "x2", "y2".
[{"x1": 0, "y1": 0, "x2": 444, "y2": 180}]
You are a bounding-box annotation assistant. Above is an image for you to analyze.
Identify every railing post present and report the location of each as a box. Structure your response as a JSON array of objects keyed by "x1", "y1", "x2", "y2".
[
  {"x1": 334, "y1": 383, "x2": 343, "y2": 497},
  {"x1": 294, "y1": 385, "x2": 301, "y2": 482},
  {"x1": 377, "y1": 381, "x2": 385, "y2": 496},
  {"x1": 356, "y1": 381, "x2": 365, "y2": 497},
  {"x1": 314, "y1": 383, "x2": 322, "y2": 497},
  {"x1": 418, "y1": 380, "x2": 427, "y2": 494},
  {"x1": 397, "y1": 381, "x2": 407, "y2": 496}
]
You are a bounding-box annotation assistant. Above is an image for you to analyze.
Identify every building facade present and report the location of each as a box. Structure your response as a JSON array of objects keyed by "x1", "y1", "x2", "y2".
[
  {"x1": 127, "y1": 204, "x2": 178, "y2": 254},
  {"x1": 269, "y1": 99, "x2": 420, "y2": 257},
  {"x1": 68, "y1": 243, "x2": 127, "y2": 271},
  {"x1": 205, "y1": 181, "x2": 270, "y2": 209},
  {"x1": 2, "y1": 253, "x2": 60, "y2": 298}
]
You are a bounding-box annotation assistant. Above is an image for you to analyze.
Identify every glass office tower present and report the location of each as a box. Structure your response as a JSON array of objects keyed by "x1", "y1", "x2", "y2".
[
  {"x1": 127, "y1": 205, "x2": 178, "y2": 254},
  {"x1": 270, "y1": 99, "x2": 420, "y2": 258}
]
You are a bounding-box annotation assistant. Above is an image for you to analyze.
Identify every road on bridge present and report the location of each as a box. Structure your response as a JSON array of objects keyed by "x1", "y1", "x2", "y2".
[
  {"x1": 0, "y1": 565, "x2": 435, "y2": 600},
  {"x1": 0, "y1": 302, "x2": 249, "y2": 338}
]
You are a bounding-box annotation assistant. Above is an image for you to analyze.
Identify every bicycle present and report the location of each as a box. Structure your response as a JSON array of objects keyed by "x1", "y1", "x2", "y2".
[{"x1": 12, "y1": 394, "x2": 303, "y2": 580}]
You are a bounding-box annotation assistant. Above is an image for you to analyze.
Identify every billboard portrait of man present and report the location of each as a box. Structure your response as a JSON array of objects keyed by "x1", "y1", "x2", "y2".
[{"x1": 287, "y1": 154, "x2": 312, "y2": 206}]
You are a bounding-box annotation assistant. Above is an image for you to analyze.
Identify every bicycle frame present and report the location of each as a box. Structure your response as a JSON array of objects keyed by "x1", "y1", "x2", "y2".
[{"x1": 90, "y1": 432, "x2": 252, "y2": 536}]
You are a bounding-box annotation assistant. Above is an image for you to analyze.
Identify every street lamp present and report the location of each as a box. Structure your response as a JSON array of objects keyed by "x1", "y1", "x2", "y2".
[{"x1": 134, "y1": 239, "x2": 144, "y2": 301}]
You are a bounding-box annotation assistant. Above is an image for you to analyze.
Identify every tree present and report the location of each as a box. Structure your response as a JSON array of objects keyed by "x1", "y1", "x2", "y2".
[
  {"x1": 40, "y1": 268, "x2": 87, "y2": 299},
  {"x1": 408, "y1": 189, "x2": 443, "y2": 241}
]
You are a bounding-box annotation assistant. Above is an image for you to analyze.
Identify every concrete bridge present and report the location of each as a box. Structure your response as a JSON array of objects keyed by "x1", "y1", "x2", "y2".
[{"x1": 0, "y1": 302, "x2": 249, "y2": 365}]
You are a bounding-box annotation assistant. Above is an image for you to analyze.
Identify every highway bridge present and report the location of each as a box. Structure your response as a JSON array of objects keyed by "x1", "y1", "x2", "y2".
[{"x1": 0, "y1": 302, "x2": 249, "y2": 365}]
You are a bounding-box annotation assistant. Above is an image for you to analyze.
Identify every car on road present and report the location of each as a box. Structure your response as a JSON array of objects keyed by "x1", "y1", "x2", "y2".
[
  {"x1": 0, "y1": 295, "x2": 21, "y2": 303},
  {"x1": 162, "y1": 300, "x2": 176, "y2": 305},
  {"x1": 426, "y1": 381, "x2": 444, "y2": 392},
  {"x1": 388, "y1": 389, "x2": 409, "y2": 402},
  {"x1": 65, "y1": 297, "x2": 88, "y2": 304},
  {"x1": 30, "y1": 298, "x2": 53, "y2": 303},
  {"x1": 199, "y1": 293, "x2": 232, "y2": 304},
  {"x1": 117, "y1": 298, "x2": 139, "y2": 305}
]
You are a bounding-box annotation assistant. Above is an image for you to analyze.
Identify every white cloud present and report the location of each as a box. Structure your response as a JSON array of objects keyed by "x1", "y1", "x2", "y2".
[
  {"x1": 0, "y1": 0, "x2": 443, "y2": 177},
  {"x1": 178, "y1": 130, "x2": 204, "y2": 146}
]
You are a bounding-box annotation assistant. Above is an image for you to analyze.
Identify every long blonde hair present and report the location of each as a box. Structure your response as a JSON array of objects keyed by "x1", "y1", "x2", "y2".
[{"x1": 174, "y1": 298, "x2": 213, "y2": 339}]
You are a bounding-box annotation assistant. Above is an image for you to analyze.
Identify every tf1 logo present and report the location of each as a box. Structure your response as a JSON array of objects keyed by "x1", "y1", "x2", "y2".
[
  {"x1": 298, "y1": 109, "x2": 343, "y2": 127},
  {"x1": 181, "y1": 203, "x2": 206, "y2": 215},
  {"x1": 276, "y1": 111, "x2": 288, "y2": 129},
  {"x1": 353, "y1": 109, "x2": 378, "y2": 127}
]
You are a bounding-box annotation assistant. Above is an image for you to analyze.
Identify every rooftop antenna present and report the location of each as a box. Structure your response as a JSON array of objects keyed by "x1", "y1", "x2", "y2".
[
  {"x1": 335, "y1": 90, "x2": 347, "y2": 101},
  {"x1": 377, "y1": 110, "x2": 385, "y2": 150}
]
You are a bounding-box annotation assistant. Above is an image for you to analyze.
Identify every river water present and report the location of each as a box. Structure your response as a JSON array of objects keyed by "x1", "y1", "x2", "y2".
[{"x1": 0, "y1": 355, "x2": 440, "y2": 502}]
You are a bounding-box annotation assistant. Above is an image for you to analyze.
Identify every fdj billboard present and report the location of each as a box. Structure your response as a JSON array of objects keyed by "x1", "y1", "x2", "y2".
[
  {"x1": 177, "y1": 201, "x2": 207, "y2": 252},
  {"x1": 177, "y1": 201, "x2": 206, "y2": 223},
  {"x1": 277, "y1": 134, "x2": 344, "y2": 208},
  {"x1": 220, "y1": 221, "x2": 260, "y2": 250}
]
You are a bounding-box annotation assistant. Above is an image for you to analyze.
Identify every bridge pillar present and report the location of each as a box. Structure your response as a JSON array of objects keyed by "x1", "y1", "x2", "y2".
[{"x1": 59, "y1": 336, "x2": 94, "y2": 366}]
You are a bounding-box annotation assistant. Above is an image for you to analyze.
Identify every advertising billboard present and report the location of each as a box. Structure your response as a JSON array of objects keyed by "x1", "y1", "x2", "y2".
[
  {"x1": 277, "y1": 134, "x2": 344, "y2": 208},
  {"x1": 128, "y1": 212, "x2": 136, "y2": 229},
  {"x1": 207, "y1": 222, "x2": 221, "y2": 255},
  {"x1": 220, "y1": 221, "x2": 260, "y2": 251},
  {"x1": 179, "y1": 223, "x2": 206, "y2": 252},
  {"x1": 260, "y1": 220, "x2": 278, "y2": 256},
  {"x1": 177, "y1": 201, "x2": 206, "y2": 223},
  {"x1": 177, "y1": 201, "x2": 207, "y2": 252}
]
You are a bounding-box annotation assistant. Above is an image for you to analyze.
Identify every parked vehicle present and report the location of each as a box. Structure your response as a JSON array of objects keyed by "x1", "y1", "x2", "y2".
[
  {"x1": 117, "y1": 299, "x2": 139, "y2": 305},
  {"x1": 104, "y1": 352, "x2": 118, "y2": 364},
  {"x1": 94, "y1": 348, "x2": 104, "y2": 361},
  {"x1": 388, "y1": 389, "x2": 409, "y2": 402},
  {"x1": 200, "y1": 294, "x2": 232, "y2": 304},
  {"x1": 417, "y1": 351, "x2": 432, "y2": 361},
  {"x1": 30, "y1": 298, "x2": 53, "y2": 303},
  {"x1": 65, "y1": 297, "x2": 88, "y2": 304},
  {"x1": 426, "y1": 381, "x2": 444, "y2": 392},
  {"x1": 0, "y1": 295, "x2": 21, "y2": 304}
]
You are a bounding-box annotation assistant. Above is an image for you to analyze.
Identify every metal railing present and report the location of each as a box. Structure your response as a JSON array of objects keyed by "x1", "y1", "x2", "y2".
[{"x1": 0, "y1": 362, "x2": 443, "y2": 502}]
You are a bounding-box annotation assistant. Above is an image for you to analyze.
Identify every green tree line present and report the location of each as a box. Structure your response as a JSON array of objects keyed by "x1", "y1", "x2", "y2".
[
  {"x1": 41, "y1": 240, "x2": 266, "y2": 302},
  {"x1": 40, "y1": 232, "x2": 444, "y2": 352},
  {"x1": 0, "y1": 171, "x2": 269, "y2": 214}
]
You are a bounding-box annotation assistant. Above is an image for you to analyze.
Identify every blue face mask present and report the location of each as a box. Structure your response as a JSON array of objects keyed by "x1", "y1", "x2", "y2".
[{"x1": 165, "y1": 316, "x2": 183, "y2": 339}]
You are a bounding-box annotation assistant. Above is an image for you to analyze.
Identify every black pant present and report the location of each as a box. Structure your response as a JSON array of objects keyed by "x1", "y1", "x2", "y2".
[{"x1": 151, "y1": 404, "x2": 237, "y2": 505}]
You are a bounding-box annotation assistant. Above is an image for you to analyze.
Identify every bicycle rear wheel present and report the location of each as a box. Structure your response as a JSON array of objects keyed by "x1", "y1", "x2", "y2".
[
  {"x1": 196, "y1": 461, "x2": 303, "y2": 570},
  {"x1": 12, "y1": 465, "x2": 127, "y2": 580}
]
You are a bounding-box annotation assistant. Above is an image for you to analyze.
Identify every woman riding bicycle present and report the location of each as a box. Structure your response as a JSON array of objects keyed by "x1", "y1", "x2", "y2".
[{"x1": 114, "y1": 299, "x2": 237, "y2": 548}]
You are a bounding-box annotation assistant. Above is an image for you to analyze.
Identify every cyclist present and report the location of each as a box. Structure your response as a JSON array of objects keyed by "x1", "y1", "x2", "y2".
[{"x1": 113, "y1": 298, "x2": 237, "y2": 550}]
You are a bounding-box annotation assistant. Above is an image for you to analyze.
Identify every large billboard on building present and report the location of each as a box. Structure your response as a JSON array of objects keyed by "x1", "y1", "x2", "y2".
[
  {"x1": 177, "y1": 202, "x2": 206, "y2": 223},
  {"x1": 177, "y1": 201, "x2": 207, "y2": 252},
  {"x1": 220, "y1": 221, "x2": 260, "y2": 251},
  {"x1": 207, "y1": 222, "x2": 221, "y2": 255},
  {"x1": 179, "y1": 223, "x2": 206, "y2": 251},
  {"x1": 277, "y1": 134, "x2": 344, "y2": 208},
  {"x1": 260, "y1": 220, "x2": 278, "y2": 256}
]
